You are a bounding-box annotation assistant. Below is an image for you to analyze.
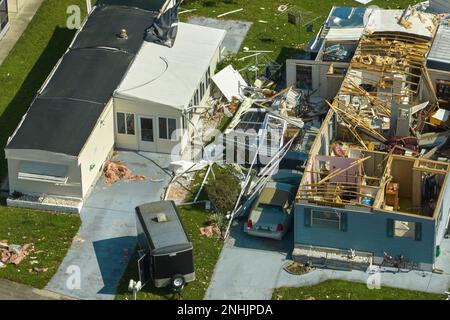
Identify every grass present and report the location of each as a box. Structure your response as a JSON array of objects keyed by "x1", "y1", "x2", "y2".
[
  {"x1": 181, "y1": 0, "x2": 422, "y2": 67},
  {"x1": 115, "y1": 205, "x2": 222, "y2": 300},
  {"x1": 272, "y1": 280, "x2": 446, "y2": 300},
  {"x1": 0, "y1": 204, "x2": 81, "y2": 289}
]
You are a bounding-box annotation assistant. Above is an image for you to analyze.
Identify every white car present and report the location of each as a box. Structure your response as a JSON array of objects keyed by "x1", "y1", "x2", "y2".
[{"x1": 244, "y1": 182, "x2": 294, "y2": 240}]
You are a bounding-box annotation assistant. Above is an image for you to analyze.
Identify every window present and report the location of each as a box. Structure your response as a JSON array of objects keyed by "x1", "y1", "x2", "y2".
[
  {"x1": 0, "y1": 0, "x2": 8, "y2": 32},
  {"x1": 18, "y1": 161, "x2": 68, "y2": 184},
  {"x1": 117, "y1": 112, "x2": 135, "y2": 135},
  {"x1": 296, "y1": 65, "x2": 313, "y2": 91},
  {"x1": 140, "y1": 118, "x2": 154, "y2": 142},
  {"x1": 394, "y1": 220, "x2": 415, "y2": 239},
  {"x1": 159, "y1": 117, "x2": 177, "y2": 140},
  {"x1": 194, "y1": 89, "x2": 199, "y2": 106},
  {"x1": 311, "y1": 210, "x2": 341, "y2": 229},
  {"x1": 206, "y1": 67, "x2": 211, "y2": 87},
  {"x1": 200, "y1": 81, "x2": 205, "y2": 101}
]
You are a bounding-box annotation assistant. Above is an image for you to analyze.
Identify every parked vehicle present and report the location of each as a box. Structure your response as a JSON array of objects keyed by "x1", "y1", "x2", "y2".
[
  {"x1": 244, "y1": 182, "x2": 295, "y2": 240},
  {"x1": 135, "y1": 200, "x2": 195, "y2": 290}
]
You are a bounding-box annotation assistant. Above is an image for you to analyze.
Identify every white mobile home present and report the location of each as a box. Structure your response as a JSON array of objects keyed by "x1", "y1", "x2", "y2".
[
  {"x1": 114, "y1": 22, "x2": 225, "y2": 154},
  {"x1": 4, "y1": 2, "x2": 169, "y2": 211},
  {"x1": 4, "y1": 2, "x2": 226, "y2": 212}
]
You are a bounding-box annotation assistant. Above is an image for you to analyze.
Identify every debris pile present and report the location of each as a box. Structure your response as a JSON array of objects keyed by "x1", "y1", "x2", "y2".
[
  {"x1": 0, "y1": 241, "x2": 31, "y2": 267},
  {"x1": 200, "y1": 225, "x2": 222, "y2": 238},
  {"x1": 103, "y1": 160, "x2": 146, "y2": 185}
]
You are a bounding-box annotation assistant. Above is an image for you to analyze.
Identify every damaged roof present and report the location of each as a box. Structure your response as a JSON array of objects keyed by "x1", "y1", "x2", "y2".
[
  {"x1": 365, "y1": 9, "x2": 436, "y2": 38},
  {"x1": 7, "y1": 4, "x2": 161, "y2": 156},
  {"x1": 115, "y1": 22, "x2": 226, "y2": 109},
  {"x1": 72, "y1": 5, "x2": 153, "y2": 54},
  {"x1": 325, "y1": 7, "x2": 369, "y2": 28}
]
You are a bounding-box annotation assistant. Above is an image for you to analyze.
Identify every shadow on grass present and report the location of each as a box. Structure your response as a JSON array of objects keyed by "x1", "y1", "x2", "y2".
[{"x1": 0, "y1": 27, "x2": 76, "y2": 179}]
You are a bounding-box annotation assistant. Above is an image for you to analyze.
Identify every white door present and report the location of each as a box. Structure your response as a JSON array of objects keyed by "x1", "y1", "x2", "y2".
[{"x1": 138, "y1": 115, "x2": 156, "y2": 152}]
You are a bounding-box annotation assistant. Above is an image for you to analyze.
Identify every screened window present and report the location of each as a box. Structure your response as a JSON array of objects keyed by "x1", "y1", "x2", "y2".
[
  {"x1": 311, "y1": 210, "x2": 341, "y2": 229},
  {"x1": 0, "y1": 0, "x2": 8, "y2": 31},
  {"x1": 194, "y1": 89, "x2": 199, "y2": 105},
  {"x1": 159, "y1": 117, "x2": 177, "y2": 140},
  {"x1": 117, "y1": 112, "x2": 135, "y2": 135},
  {"x1": 200, "y1": 81, "x2": 205, "y2": 101},
  {"x1": 205, "y1": 67, "x2": 211, "y2": 87}
]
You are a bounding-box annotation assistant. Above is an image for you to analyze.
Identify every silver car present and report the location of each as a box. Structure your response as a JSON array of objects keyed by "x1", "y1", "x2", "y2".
[{"x1": 244, "y1": 182, "x2": 294, "y2": 240}]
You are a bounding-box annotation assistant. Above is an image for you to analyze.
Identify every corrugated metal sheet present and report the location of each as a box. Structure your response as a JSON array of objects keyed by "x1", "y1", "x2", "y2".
[
  {"x1": 430, "y1": 0, "x2": 450, "y2": 13},
  {"x1": 427, "y1": 24, "x2": 450, "y2": 72},
  {"x1": 325, "y1": 27, "x2": 364, "y2": 41}
]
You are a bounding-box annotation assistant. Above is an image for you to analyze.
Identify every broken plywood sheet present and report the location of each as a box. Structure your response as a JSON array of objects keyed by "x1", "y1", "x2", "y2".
[
  {"x1": 366, "y1": 9, "x2": 436, "y2": 38},
  {"x1": 212, "y1": 65, "x2": 248, "y2": 102}
]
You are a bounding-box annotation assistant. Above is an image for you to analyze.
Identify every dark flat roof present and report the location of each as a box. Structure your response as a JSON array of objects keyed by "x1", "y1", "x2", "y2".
[
  {"x1": 72, "y1": 5, "x2": 154, "y2": 54},
  {"x1": 96, "y1": 0, "x2": 168, "y2": 12},
  {"x1": 7, "y1": 98, "x2": 104, "y2": 155},
  {"x1": 7, "y1": 4, "x2": 160, "y2": 156},
  {"x1": 136, "y1": 201, "x2": 191, "y2": 254},
  {"x1": 40, "y1": 49, "x2": 134, "y2": 104}
]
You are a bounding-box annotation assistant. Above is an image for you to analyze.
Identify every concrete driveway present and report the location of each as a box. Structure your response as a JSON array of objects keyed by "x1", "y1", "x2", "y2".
[
  {"x1": 45, "y1": 151, "x2": 171, "y2": 300},
  {"x1": 205, "y1": 220, "x2": 294, "y2": 300}
]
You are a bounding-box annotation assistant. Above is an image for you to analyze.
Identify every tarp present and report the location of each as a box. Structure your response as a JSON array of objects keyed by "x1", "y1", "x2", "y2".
[
  {"x1": 212, "y1": 65, "x2": 248, "y2": 102},
  {"x1": 145, "y1": 1, "x2": 180, "y2": 47}
]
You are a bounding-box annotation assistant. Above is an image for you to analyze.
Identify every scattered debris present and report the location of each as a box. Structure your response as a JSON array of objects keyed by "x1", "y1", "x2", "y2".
[
  {"x1": 283, "y1": 261, "x2": 314, "y2": 275},
  {"x1": 0, "y1": 242, "x2": 31, "y2": 266},
  {"x1": 217, "y1": 8, "x2": 243, "y2": 18},
  {"x1": 72, "y1": 235, "x2": 85, "y2": 244},
  {"x1": 103, "y1": 160, "x2": 146, "y2": 184},
  {"x1": 200, "y1": 225, "x2": 222, "y2": 238}
]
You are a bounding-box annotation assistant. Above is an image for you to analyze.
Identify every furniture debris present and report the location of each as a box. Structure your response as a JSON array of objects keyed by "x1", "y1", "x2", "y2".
[{"x1": 385, "y1": 182, "x2": 400, "y2": 210}]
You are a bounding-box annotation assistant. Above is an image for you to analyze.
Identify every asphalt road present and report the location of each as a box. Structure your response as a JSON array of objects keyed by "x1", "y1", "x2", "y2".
[{"x1": 0, "y1": 279, "x2": 73, "y2": 300}]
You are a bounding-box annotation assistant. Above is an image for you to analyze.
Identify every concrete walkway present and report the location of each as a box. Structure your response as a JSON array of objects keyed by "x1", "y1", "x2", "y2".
[
  {"x1": 45, "y1": 151, "x2": 172, "y2": 300},
  {"x1": 206, "y1": 220, "x2": 450, "y2": 299},
  {"x1": 0, "y1": 279, "x2": 74, "y2": 300},
  {"x1": 0, "y1": 0, "x2": 44, "y2": 65}
]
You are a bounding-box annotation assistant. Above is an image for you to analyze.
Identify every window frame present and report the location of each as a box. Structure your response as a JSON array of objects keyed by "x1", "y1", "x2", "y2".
[
  {"x1": 116, "y1": 112, "x2": 135, "y2": 135},
  {"x1": 158, "y1": 117, "x2": 177, "y2": 141},
  {"x1": 311, "y1": 210, "x2": 341, "y2": 230},
  {"x1": 393, "y1": 220, "x2": 416, "y2": 239},
  {"x1": 0, "y1": 0, "x2": 8, "y2": 31}
]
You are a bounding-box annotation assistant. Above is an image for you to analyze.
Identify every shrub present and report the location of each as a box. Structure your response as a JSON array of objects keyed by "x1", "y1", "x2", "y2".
[{"x1": 205, "y1": 171, "x2": 241, "y2": 215}]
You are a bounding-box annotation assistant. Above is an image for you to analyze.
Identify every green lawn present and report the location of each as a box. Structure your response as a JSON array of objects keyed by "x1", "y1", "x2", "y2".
[
  {"x1": 0, "y1": 205, "x2": 81, "y2": 289},
  {"x1": 115, "y1": 205, "x2": 222, "y2": 300},
  {"x1": 181, "y1": 0, "x2": 422, "y2": 66},
  {"x1": 273, "y1": 280, "x2": 446, "y2": 300}
]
